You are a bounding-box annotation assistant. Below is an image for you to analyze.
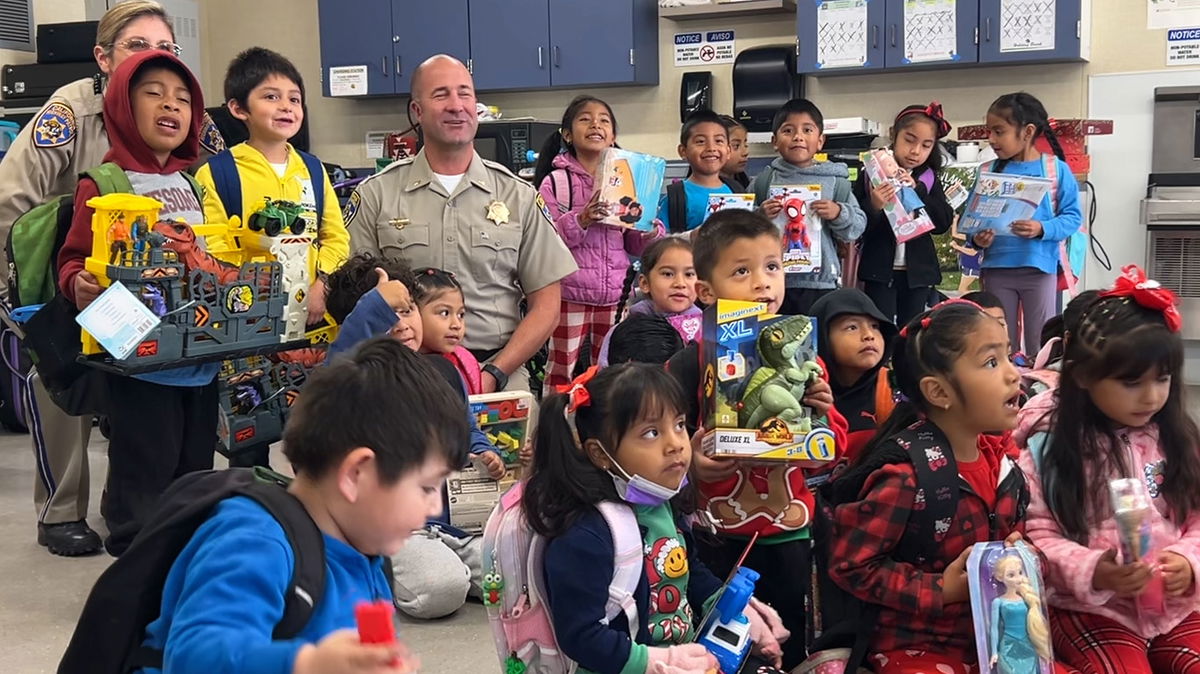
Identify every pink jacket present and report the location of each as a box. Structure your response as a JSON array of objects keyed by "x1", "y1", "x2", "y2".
[
  {"x1": 1015, "y1": 390, "x2": 1200, "y2": 637},
  {"x1": 538, "y1": 152, "x2": 660, "y2": 306}
]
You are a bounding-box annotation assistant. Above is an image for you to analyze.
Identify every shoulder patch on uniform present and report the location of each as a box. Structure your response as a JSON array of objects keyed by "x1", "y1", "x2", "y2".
[
  {"x1": 199, "y1": 112, "x2": 226, "y2": 154},
  {"x1": 343, "y1": 190, "x2": 362, "y2": 225},
  {"x1": 535, "y1": 193, "x2": 553, "y2": 225},
  {"x1": 32, "y1": 102, "x2": 76, "y2": 148}
]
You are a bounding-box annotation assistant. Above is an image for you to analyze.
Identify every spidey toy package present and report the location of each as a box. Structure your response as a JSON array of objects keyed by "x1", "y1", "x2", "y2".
[
  {"x1": 769, "y1": 185, "x2": 822, "y2": 275},
  {"x1": 967, "y1": 541, "x2": 1055, "y2": 674},
  {"x1": 699, "y1": 299, "x2": 837, "y2": 466},
  {"x1": 595, "y1": 147, "x2": 666, "y2": 232}
]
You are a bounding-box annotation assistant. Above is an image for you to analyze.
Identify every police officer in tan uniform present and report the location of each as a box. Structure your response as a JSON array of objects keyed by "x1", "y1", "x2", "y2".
[
  {"x1": 0, "y1": 1, "x2": 224, "y2": 557},
  {"x1": 346, "y1": 55, "x2": 575, "y2": 395}
]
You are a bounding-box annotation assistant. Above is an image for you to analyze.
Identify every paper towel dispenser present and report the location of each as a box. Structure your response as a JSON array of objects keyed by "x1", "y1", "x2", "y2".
[{"x1": 732, "y1": 46, "x2": 802, "y2": 133}]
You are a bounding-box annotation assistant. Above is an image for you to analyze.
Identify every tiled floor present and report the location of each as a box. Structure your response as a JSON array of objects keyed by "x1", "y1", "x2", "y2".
[{"x1": 0, "y1": 428, "x2": 496, "y2": 673}]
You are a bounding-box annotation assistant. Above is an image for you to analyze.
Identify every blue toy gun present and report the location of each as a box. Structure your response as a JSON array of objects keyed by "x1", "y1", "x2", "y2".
[{"x1": 696, "y1": 566, "x2": 759, "y2": 674}]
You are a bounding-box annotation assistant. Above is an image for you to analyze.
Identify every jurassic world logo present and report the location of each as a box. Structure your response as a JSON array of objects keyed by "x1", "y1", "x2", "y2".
[{"x1": 755, "y1": 417, "x2": 794, "y2": 445}]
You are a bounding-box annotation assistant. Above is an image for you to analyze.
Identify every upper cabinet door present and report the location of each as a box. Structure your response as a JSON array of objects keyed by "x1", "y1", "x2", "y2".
[
  {"x1": 549, "y1": 0, "x2": 637, "y2": 87},
  {"x1": 393, "y1": 0, "x2": 472, "y2": 95},
  {"x1": 469, "y1": 0, "x2": 551, "y2": 91},
  {"x1": 798, "y1": 0, "x2": 887, "y2": 74},
  {"x1": 979, "y1": 0, "x2": 1083, "y2": 64},
  {"x1": 884, "y1": 0, "x2": 978, "y2": 69},
  {"x1": 318, "y1": 0, "x2": 393, "y2": 97}
]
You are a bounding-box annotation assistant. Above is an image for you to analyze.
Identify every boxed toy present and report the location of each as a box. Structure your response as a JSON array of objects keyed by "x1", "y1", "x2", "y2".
[
  {"x1": 75, "y1": 192, "x2": 314, "y2": 373},
  {"x1": 699, "y1": 299, "x2": 837, "y2": 467},
  {"x1": 861, "y1": 148, "x2": 935, "y2": 244},
  {"x1": 967, "y1": 541, "x2": 1054, "y2": 674},
  {"x1": 216, "y1": 356, "x2": 311, "y2": 458},
  {"x1": 446, "y1": 391, "x2": 535, "y2": 534},
  {"x1": 595, "y1": 148, "x2": 666, "y2": 232},
  {"x1": 708, "y1": 193, "x2": 755, "y2": 214},
  {"x1": 769, "y1": 185, "x2": 822, "y2": 275}
]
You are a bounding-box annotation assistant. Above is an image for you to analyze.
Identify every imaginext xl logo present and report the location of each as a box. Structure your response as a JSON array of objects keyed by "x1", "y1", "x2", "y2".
[{"x1": 719, "y1": 319, "x2": 753, "y2": 342}]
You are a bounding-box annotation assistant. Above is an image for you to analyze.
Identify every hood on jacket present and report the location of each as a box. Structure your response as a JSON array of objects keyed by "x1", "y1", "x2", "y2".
[
  {"x1": 551, "y1": 150, "x2": 597, "y2": 180},
  {"x1": 1013, "y1": 389, "x2": 1059, "y2": 449},
  {"x1": 102, "y1": 50, "x2": 203, "y2": 174},
  {"x1": 810, "y1": 288, "x2": 897, "y2": 393},
  {"x1": 768, "y1": 157, "x2": 850, "y2": 181}
]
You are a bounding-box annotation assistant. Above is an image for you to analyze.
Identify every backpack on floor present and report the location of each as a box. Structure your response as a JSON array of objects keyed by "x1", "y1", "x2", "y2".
[
  {"x1": 804, "y1": 423, "x2": 961, "y2": 674},
  {"x1": 481, "y1": 481, "x2": 642, "y2": 674},
  {"x1": 57, "y1": 467, "x2": 326, "y2": 674}
]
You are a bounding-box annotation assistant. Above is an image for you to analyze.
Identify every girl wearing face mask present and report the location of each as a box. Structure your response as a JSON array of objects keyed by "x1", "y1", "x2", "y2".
[{"x1": 524, "y1": 364, "x2": 788, "y2": 674}]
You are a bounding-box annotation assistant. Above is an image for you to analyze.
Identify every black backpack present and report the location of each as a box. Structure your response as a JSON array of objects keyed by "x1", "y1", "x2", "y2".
[
  {"x1": 807, "y1": 423, "x2": 961, "y2": 673},
  {"x1": 665, "y1": 175, "x2": 743, "y2": 234},
  {"x1": 58, "y1": 467, "x2": 326, "y2": 674}
]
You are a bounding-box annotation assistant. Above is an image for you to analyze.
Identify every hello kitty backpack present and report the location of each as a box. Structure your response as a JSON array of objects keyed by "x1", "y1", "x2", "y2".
[{"x1": 481, "y1": 481, "x2": 643, "y2": 673}]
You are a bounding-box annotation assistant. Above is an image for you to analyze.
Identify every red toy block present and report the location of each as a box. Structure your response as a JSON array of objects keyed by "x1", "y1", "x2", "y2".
[{"x1": 355, "y1": 600, "x2": 399, "y2": 665}]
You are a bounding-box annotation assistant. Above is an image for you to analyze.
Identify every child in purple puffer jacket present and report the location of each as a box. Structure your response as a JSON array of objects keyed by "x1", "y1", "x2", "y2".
[{"x1": 533, "y1": 95, "x2": 661, "y2": 395}]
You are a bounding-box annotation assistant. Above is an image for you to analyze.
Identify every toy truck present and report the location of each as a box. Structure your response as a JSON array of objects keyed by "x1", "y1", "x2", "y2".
[
  {"x1": 700, "y1": 299, "x2": 837, "y2": 467},
  {"x1": 696, "y1": 567, "x2": 760, "y2": 674}
]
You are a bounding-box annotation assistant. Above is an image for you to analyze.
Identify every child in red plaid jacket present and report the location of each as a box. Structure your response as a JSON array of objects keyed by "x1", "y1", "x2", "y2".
[{"x1": 826, "y1": 300, "x2": 1031, "y2": 674}]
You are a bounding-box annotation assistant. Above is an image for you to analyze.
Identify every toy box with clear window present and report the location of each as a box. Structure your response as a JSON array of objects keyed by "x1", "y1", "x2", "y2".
[
  {"x1": 699, "y1": 299, "x2": 836, "y2": 466},
  {"x1": 446, "y1": 391, "x2": 535, "y2": 534}
]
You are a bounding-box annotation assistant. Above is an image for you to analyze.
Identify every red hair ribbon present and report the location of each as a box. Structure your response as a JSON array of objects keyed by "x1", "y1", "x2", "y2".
[
  {"x1": 557, "y1": 365, "x2": 599, "y2": 413},
  {"x1": 897, "y1": 101, "x2": 951, "y2": 139},
  {"x1": 1100, "y1": 265, "x2": 1182, "y2": 333},
  {"x1": 899, "y1": 298, "x2": 982, "y2": 337}
]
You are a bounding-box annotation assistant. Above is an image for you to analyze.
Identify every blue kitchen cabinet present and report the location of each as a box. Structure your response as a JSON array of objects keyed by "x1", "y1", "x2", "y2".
[
  {"x1": 548, "y1": 0, "x2": 659, "y2": 87},
  {"x1": 317, "y1": 0, "x2": 392, "y2": 97},
  {"x1": 468, "y1": 0, "x2": 551, "y2": 91},
  {"x1": 978, "y1": 0, "x2": 1084, "y2": 64},
  {"x1": 884, "y1": 0, "x2": 978, "y2": 68},
  {"x1": 798, "y1": 0, "x2": 887, "y2": 74},
  {"x1": 392, "y1": 0, "x2": 471, "y2": 94}
]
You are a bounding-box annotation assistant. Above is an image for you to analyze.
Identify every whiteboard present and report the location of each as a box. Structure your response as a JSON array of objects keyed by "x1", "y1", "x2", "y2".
[{"x1": 1087, "y1": 68, "x2": 1200, "y2": 289}]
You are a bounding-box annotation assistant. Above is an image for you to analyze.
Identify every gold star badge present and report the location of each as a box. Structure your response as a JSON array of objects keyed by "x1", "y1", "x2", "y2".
[{"x1": 485, "y1": 200, "x2": 510, "y2": 225}]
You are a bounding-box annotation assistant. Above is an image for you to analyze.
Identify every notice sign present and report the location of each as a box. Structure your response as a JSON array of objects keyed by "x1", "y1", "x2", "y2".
[
  {"x1": 1168, "y1": 27, "x2": 1200, "y2": 66},
  {"x1": 329, "y1": 65, "x2": 368, "y2": 96},
  {"x1": 674, "y1": 30, "x2": 735, "y2": 67}
]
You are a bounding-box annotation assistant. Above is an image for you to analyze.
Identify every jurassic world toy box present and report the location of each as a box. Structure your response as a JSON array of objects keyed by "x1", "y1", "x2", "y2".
[
  {"x1": 446, "y1": 391, "x2": 535, "y2": 534},
  {"x1": 700, "y1": 299, "x2": 837, "y2": 467}
]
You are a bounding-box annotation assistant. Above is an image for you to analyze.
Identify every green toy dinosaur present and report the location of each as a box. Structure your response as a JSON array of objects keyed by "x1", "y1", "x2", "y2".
[{"x1": 736, "y1": 315, "x2": 823, "y2": 433}]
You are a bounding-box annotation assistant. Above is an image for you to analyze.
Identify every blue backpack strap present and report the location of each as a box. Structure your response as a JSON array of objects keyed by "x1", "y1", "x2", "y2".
[
  {"x1": 207, "y1": 150, "x2": 242, "y2": 221},
  {"x1": 297, "y1": 150, "x2": 325, "y2": 229}
]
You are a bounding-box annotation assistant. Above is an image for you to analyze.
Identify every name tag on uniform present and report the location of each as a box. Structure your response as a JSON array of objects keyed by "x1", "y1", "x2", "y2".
[{"x1": 389, "y1": 218, "x2": 410, "y2": 230}]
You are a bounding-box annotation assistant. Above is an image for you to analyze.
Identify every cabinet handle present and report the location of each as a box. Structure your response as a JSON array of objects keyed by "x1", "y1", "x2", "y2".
[
  {"x1": 538, "y1": 46, "x2": 544, "y2": 68},
  {"x1": 890, "y1": 24, "x2": 896, "y2": 47},
  {"x1": 554, "y1": 45, "x2": 561, "y2": 67},
  {"x1": 396, "y1": 56, "x2": 401, "y2": 75},
  {"x1": 871, "y1": 25, "x2": 878, "y2": 49},
  {"x1": 985, "y1": 17, "x2": 992, "y2": 42},
  {"x1": 381, "y1": 56, "x2": 388, "y2": 76}
]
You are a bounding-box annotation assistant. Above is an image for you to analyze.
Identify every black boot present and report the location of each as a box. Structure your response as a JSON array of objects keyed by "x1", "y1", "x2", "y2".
[{"x1": 37, "y1": 520, "x2": 103, "y2": 556}]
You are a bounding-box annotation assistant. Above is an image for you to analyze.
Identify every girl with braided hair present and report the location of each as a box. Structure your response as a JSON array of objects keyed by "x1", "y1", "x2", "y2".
[
  {"x1": 1016, "y1": 266, "x2": 1200, "y2": 673},
  {"x1": 971, "y1": 92, "x2": 1083, "y2": 354}
]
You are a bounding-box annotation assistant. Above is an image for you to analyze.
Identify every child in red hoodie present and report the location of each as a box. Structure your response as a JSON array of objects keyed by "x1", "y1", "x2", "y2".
[{"x1": 57, "y1": 51, "x2": 217, "y2": 557}]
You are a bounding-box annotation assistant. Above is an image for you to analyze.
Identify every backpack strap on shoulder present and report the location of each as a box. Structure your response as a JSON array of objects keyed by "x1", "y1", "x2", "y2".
[
  {"x1": 896, "y1": 425, "x2": 960, "y2": 566},
  {"x1": 83, "y1": 162, "x2": 133, "y2": 196},
  {"x1": 207, "y1": 150, "x2": 242, "y2": 222},
  {"x1": 297, "y1": 150, "x2": 326, "y2": 229},
  {"x1": 595, "y1": 501, "x2": 641, "y2": 635},
  {"x1": 666, "y1": 180, "x2": 687, "y2": 234},
  {"x1": 238, "y1": 471, "x2": 327, "y2": 639},
  {"x1": 550, "y1": 169, "x2": 572, "y2": 213}
]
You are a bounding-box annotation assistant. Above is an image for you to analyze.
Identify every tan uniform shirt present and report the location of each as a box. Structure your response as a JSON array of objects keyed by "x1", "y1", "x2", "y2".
[
  {"x1": 0, "y1": 76, "x2": 225, "y2": 286},
  {"x1": 345, "y1": 149, "x2": 576, "y2": 352}
]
